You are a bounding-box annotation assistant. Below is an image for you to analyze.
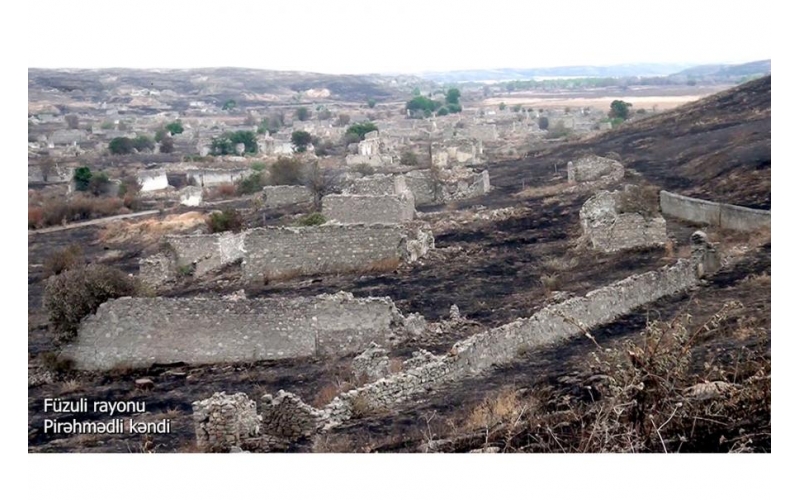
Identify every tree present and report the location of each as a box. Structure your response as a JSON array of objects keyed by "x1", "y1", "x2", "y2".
[
  {"x1": 538, "y1": 116, "x2": 549, "y2": 130},
  {"x1": 346, "y1": 122, "x2": 378, "y2": 140},
  {"x1": 108, "y1": 137, "x2": 134, "y2": 155},
  {"x1": 295, "y1": 107, "x2": 311, "y2": 121},
  {"x1": 291, "y1": 130, "x2": 313, "y2": 152},
  {"x1": 499, "y1": 102, "x2": 507, "y2": 111},
  {"x1": 446, "y1": 88, "x2": 461, "y2": 105},
  {"x1": 317, "y1": 108, "x2": 332, "y2": 120},
  {"x1": 65, "y1": 114, "x2": 79, "y2": 129},
  {"x1": 609, "y1": 100, "x2": 632, "y2": 120},
  {"x1": 73, "y1": 167, "x2": 93, "y2": 192},
  {"x1": 165, "y1": 120, "x2": 184, "y2": 135},
  {"x1": 367, "y1": 98, "x2": 377, "y2": 108},
  {"x1": 159, "y1": 135, "x2": 175, "y2": 154},
  {"x1": 406, "y1": 96, "x2": 440, "y2": 113},
  {"x1": 222, "y1": 99, "x2": 236, "y2": 110},
  {"x1": 88, "y1": 172, "x2": 111, "y2": 196},
  {"x1": 228, "y1": 130, "x2": 257, "y2": 154},
  {"x1": 269, "y1": 157, "x2": 305, "y2": 185},
  {"x1": 436, "y1": 107, "x2": 449, "y2": 116},
  {"x1": 132, "y1": 135, "x2": 155, "y2": 152}
]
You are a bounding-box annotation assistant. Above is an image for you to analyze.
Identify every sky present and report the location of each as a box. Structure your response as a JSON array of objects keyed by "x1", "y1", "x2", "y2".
[{"x1": 28, "y1": 0, "x2": 772, "y2": 74}]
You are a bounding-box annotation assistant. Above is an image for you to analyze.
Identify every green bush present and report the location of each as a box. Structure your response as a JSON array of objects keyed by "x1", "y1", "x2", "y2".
[
  {"x1": 295, "y1": 107, "x2": 311, "y2": 121},
  {"x1": 132, "y1": 135, "x2": 155, "y2": 152},
  {"x1": 108, "y1": 137, "x2": 134, "y2": 155},
  {"x1": 210, "y1": 131, "x2": 257, "y2": 156},
  {"x1": 436, "y1": 107, "x2": 449, "y2": 116},
  {"x1": 73, "y1": 167, "x2": 93, "y2": 191},
  {"x1": 297, "y1": 212, "x2": 325, "y2": 226},
  {"x1": 346, "y1": 122, "x2": 378, "y2": 140},
  {"x1": 538, "y1": 116, "x2": 550, "y2": 130},
  {"x1": 609, "y1": 100, "x2": 632, "y2": 120},
  {"x1": 165, "y1": 120, "x2": 184, "y2": 135},
  {"x1": 406, "y1": 96, "x2": 440, "y2": 113},
  {"x1": 291, "y1": 130, "x2": 313, "y2": 152},
  {"x1": 400, "y1": 151, "x2": 418, "y2": 166},
  {"x1": 206, "y1": 209, "x2": 243, "y2": 233},
  {"x1": 43, "y1": 264, "x2": 139, "y2": 340},
  {"x1": 269, "y1": 157, "x2": 305, "y2": 186},
  {"x1": 222, "y1": 99, "x2": 236, "y2": 110},
  {"x1": 238, "y1": 172, "x2": 267, "y2": 195}
]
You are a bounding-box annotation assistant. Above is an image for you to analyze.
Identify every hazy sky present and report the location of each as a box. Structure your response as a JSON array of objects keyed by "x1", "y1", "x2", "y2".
[{"x1": 28, "y1": 0, "x2": 771, "y2": 74}]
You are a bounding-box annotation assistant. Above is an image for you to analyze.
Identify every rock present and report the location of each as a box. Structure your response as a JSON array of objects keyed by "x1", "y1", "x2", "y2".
[{"x1": 135, "y1": 378, "x2": 155, "y2": 390}]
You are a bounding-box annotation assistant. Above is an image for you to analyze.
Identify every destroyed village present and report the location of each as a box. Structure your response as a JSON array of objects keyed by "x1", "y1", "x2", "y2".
[{"x1": 28, "y1": 62, "x2": 771, "y2": 453}]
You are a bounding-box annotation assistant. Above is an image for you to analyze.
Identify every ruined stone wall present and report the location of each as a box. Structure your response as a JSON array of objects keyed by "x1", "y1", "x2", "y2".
[
  {"x1": 138, "y1": 170, "x2": 169, "y2": 192},
  {"x1": 165, "y1": 232, "x2": 245, "y2": 276},
  {"x1": 321, "y1": 194, "x2": 415, "y2": 225},
  {"x1": 242, "y1": 223, "x2": 433, "y2": 283},
  {"x1": 660, "y1": 191, "x2": 771, "y2": 231},
  {"x1": 261, "y1": 185, "x2": 314, "y2": 208},
  {"x1": 321, "y1": 259, "x2": 700, "y2": 427},
  {"x1": 64, "y1": 293, "x2": 405, "y2": 370},
  {"x1": 580, "y1": 190, "x2": 667, "y2": 253},
  {"x1": 193, "y1": 392, "x2": 261, "y2": 452},
  {"x1": 568, "y1": 155, "x2": 624, "y2": 183},
  {"x1": 187, "y1": 168, "x2": 248, "y2": 187},
  {"x1": 343, "y1": 174, "x2": 408, "y2": 197}
]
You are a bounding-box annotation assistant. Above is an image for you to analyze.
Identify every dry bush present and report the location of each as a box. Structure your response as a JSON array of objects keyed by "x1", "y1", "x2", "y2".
[
  {"x1": 464, "y1": 388, "x2": 527, "y2": 433},
  {"x1": 29, "y1": 206, "x2": 44, "y2": 229},
  {"x1": 43, "y1": 244, "x2": 84, "y2": 277},
  {"x1": 458, "y1": 302, "x2": 771, "y2": 453},
  {"x1": 616, "y1": 185, "x2": 660, "y2": 218},
  {"x1": 540, "y1": 273, "x2": 560, "y2": 294},
  {"x1": 362, "y1": 257, "x2": 401, "y2": 274},
  {"x1": 38, "y1": 195, "x2": 127, "y2": 227},
  {"x1": 40, "y1": 351, "x2": 74, "y2": 374},
  {"x1": 313, "y1": 382, "x2": 352, "y2": 408},
  {"x1": 513, "y1": 183, "x2": 566, "y2": 200},
  {"x1": 59, "y1": 379, "x2": 82, "y2": 395},
  {"x1": 98, "y1": 212, "x2": 206, "y2": 245},
  {"x1": 207, "y1": 183, "x2": 237, "y2": 200},
  {"x1": 349, "y1": 393, "x2": 376, "y2": 419},
  {"x1": 43, "y1": 264, "x2": 140, "y2": 341},
  {"x1": 206, "y1": 209, "x2": 243, "y2": 233},
  {"x1": 541, "y1": 256, "x2": 578, "y2": 273}
]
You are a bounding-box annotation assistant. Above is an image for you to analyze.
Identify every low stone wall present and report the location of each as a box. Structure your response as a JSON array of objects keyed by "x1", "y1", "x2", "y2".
[
  {"x1": 192, "y1": 392, "x2": 261, "y2": 452},
  {"x1": 242, "y1": 223, "x2": 433, "y2": 283},
  {"x1": 567, "y1": 155, "x2": 624, "y2": 184},
  {"x1": 319, "y1": 257, "x2": 700, "y2": 428},
  {"x1": 64, "y1": 292, "x2": 409, "y2": 370},
  {"x1": 187, "y1": 168, "x2": 248, "y2": 187},
  {"x1": 659, "y1": 191, "x2": 771, "y2": 231},
  {"x1": 165, "y1": 232, "x2": 245, "y2": 276},
  {"x1": 261, "y1": 185, "x2": 314, "y2": 209},
  {"x1": 322, "y1": 193, "x2": 415, "y2": 225},
  {"x1": 403, "y1": 168, "x2": 490, "y2": 206},
  {"x1": 580, "y1": 189, "x2": 667, "y2": 252},
  {"x1": 343, "y1": 174, "x2": 408, "y2": 197}
]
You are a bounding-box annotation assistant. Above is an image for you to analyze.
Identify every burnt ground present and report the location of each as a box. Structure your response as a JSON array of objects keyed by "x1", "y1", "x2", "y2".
[{"x1": 28, "y1": 78, "x2": 771, "y2": 452}]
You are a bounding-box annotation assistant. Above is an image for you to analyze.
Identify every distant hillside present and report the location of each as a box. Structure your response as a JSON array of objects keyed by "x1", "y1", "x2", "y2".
[
  {"x1": 418, "y1": 63, "x2": 692, "y2": 83},
  {"x1": 28, "y1": 68, "x2": 426, "y2": 108},
  {"x1": 524, "y1": 76, "x2": 771, "y2": 208},
  {"x1": 673, "y1": 60, "x2": 771, "y2": 79}
]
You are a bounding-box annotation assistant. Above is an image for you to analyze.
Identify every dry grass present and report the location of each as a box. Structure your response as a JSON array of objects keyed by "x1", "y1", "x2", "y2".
[
  {"x1": 514, "y1": 183, "x2": 566, "y2": 200},
  {"x1": 541, "y1": 256, "x2": 578, "y2": 273},
  {"x1": 98, "y1": 211, "x2": 206, "y2": 245},
  {"x1": 540, "y1": 273, "x2": 560, "y2": 295},
  {"x1": 313, "y1": 382, "x2": 353, "y2": 408},
  {"x1": 59, "y1": 379, "x2": 82, "y2": 395},
  {"x1": 361, "y1": 257, "x2": 401, "y2": 274},
  {"x1": 464, "y1": 387, "x2": 527, "y2": 433},
  {"x1": 349, "y1": 393, "x2": 376, "y2": 419}
]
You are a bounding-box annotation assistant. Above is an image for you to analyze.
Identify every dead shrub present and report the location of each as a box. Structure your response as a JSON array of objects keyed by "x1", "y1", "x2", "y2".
[
  {"x1": 349, "y1": 393, "x2": 375, "y2": 419},
  {"x1": 464, "y1": 388, "x2": 527, "y2": 434},
  {"x1": 207, "y1": 183, "x2": 237, "y2": 200},
  {"x1": 362, "y1": 257, "x2": 401, "y2": 274},
  {"x1": 313, "y1": 382, "x2": 352, "y2": 408},
  {"x1": 29, "y1": 206, "x2": 44, "y2": 229},
  {"x1": 43, "y1": 244, "x2": 84, "y2": 277},
  {"x1": 540, "y1": 273, "x2": 560, "y2": 294},
  {"x1": 43, "y1": 264, "x2": 140, "y2": 341},
  {"x1": 40, "y1": 351, "x2": 75, "y2": 374},
  {"x1": 541, "y1": 256, "x2": 577, "y2": 273},
  {"x1": 39, "y1": 195, "x2": 126, "y2": 227},
  {"x1": 206, "y1": 209, "x2": 243, "y2": 233}
]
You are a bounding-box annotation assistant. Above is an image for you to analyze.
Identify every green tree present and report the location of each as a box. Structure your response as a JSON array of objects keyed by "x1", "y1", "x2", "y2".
[
  {"x1": 291, "y1": 130, "x2": 313, "y2": 152},
  {"x1": 538, "y1": 116, "x2": 549, "y2": 130},
  {"x1": 436, "y1": 107, "x2": 449, "y2": 116},
  {"x1": 73, "y1": 167, "x2": 93, "y2": 191},
  {"x1": 367, "y1": 98, "x2": 377, "y2": 108},
  {"x1": 228, "y1": 130, "x2": 258, "y2": 154},
  {"x1": 345, "y1": 122, "x2": 378, "y2": 140},
  {"x1": 406, "y1": 96, "x2": 440, "y2": 113},
  {"x1": 222, "y1": 99, "x2": 236, "y2": 110},
  {"x1": 609, "y1": 100, "x2": 632, "y2": 120},
  {"x1": 295, "y1": 107, "x2": 311, "y2": 121},
  {"x1": 165, "y1": 120, "x2": 184, "y2": 135},
  {"x1": 132, "y1": 135, "x2": 155, "y2": 152},
  {"x1": 108, "y1": 137, "x2": 134, "y2": 154},
  {"x1": 499, "y1": 102, "x2": 507, "y2": 111},
  {"x1": 446, "y1": 88, "x2": 461, "y2": 105}
]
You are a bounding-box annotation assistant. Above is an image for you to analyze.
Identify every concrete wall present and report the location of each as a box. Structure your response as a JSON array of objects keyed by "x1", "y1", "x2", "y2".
[
  {"x1": 64, "y1": 293, "x2": 405, "y2": 370},
  {"x1": 660, "y1": 191, "x2": 771, "y2": 231},
  {"x1": 261, "y1": 185, "x2": 314, "y2": 208},
  {"x1": 322, "y1": 194, "x2": 415, "y2": 225}
]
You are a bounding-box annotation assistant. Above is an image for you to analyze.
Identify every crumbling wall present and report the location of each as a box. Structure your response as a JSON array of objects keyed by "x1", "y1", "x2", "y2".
[
  {"x1": 261, "y1": 185, "x2": 314, "y2": 208},
  {"x1": 138, "y1": 170, "x2": 169, "y2": 192},
  {"x1": 165, "y1": 232, "x2": 245, "y2": 276},
  {"x1": 187, "y1": 168, "x2": 248, "y2": 187},
  {"x1": 320, "y1": 257, "x2": 702, "y2": 428},
  {"x1": 322, "y1": 193, "x2": 415, "y2": 225},
  {"x1": 660, "y1": 190, "x2": 771, "y2": 231},
  {"x1": 179, "y1": 186, "x2": 203, "y2": 207},
  {"x1": 138, "y1": 253, "x2": 176, "y2": 288},
  {"x1": 567, "y1": 155, "x2": 624, "y2": 184},
  {"x1": 64, "y1": 292, "x2": 408, "y2": 370},
  {"x1": 343, "y1": 174, "x2": 408, "y2": 197},
  {"x1": 242, "y1": 223, "x2": 433, "y2": 283},
  {"x1": 351, "y1": 343, "x2": 391, "y2": 382},
  {"x1": 260, "y1": 391, "x2": 325, "y2": 440},
  {"x1": 580, "y1": 190, "x2": 667, "y2": 252},
  {"x1": 402, "y1": 168, "x2": 490, "y2": 206},
  {"x1": 192, "y1": 392, "x2": 261, "y2": 452}
]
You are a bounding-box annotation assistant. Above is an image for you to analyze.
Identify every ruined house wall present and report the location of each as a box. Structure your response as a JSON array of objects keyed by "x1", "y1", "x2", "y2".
[
  {"x1": 64, "y1": 293, "x2": 404, "y2": 370},
  {"x1": 321, "y1": 194, "x2": 415, "y2": 225},
  {"x1": 261, "y1": 185, "x2": 314, "y2": 208},
  {"x1": 242, "y1": 224, "x2": 432, "y2": 283},
  {"x1": 343, "y1": 174, "x2": 408, "y2": 197},
  {"x1": 165, "y1": 232, "x2": 245, "y2": 276},
  {"x1": 660, "y1": 191, "x2": 771, "y2": 231},
  {"x1": 568, "y1": 155, "x2": 624, "y2": 183},
  {"x1": 322, "y1": 259, "x2": 700, "y2": 426},
  {"x1": 193, "y1": 392, "x2": 261, "y2": 452},
  {"x1": 187, "y1": 169, "x2": 248, "y2": 187},
  {"x1": 580, "y1": 190, "x2": 667, "y2": 253},
  {"x1": 138, "y1": 170, "x2": 169, "y2": 192}
]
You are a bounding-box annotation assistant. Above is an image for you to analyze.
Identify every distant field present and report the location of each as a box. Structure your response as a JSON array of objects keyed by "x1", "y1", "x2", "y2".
[{"x1": 482, "y1": 85, "x2": 731, "y2": 111}]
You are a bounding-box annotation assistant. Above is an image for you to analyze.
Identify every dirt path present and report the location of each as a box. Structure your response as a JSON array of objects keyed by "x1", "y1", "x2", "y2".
[{"x1": 28, "y1": 209, "x2": 162, "y2": 235}]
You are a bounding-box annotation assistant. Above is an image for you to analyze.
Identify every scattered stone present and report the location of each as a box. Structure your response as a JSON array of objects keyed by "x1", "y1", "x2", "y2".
[
  {"x1": 352, "y1": 343, "x2": 391, "y2": 382},
  {"x1": 135, "y1": 378, "x2": 154, "y2": 390}
]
